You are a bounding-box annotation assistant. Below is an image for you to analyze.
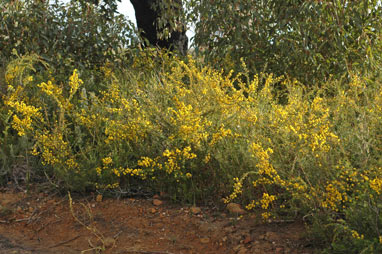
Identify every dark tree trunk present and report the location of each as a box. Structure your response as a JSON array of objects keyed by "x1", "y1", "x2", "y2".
[{"x1": 130, "y1": 0, "x2": 188, "y2": 55}]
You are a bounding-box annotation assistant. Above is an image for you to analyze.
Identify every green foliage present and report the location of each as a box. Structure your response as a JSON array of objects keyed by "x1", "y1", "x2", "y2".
[
  {"x1": 190, "y1": 0, "x2": 382, "y2": 85},
  {"x1": 0, "y1": 0, "x2": 136, "y2": 71}
]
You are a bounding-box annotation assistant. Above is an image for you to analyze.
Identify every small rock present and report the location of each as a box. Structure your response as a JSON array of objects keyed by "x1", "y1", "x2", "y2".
[
  {"x1": 198, "y1": 222, "x2": 215, "y2": 233},
  {"x1": 153, "y1": 199, "x2": 163, "y2": 206},
  {"x1": 200, "y1": 237, "x2": 210, "y2": 244},
  {"x1": 190, "y1": 206, "x2": 201, "y2": 214},
  {"x1": 265, "y1": 231, "x2": 280, "y2": 242},
  {"x1": 227, "y1": 203, "x2": 246, "y2": 215},
  {"x1": 103, "y1": 237, "x2": 115, "y2": 248},
  {"x1": 224, "y1": 226, "x2": 234, "y2": 233},
  {"x1": 243, "y1": 235, "x2": 252, "y2": 244},
  {"x1": 96, "y1": 194, "x2": 103, "y2": 202}
]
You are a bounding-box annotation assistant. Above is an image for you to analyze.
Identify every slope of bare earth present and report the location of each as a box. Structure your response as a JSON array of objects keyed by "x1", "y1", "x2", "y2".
[{"x1": 0, "y1": 187, "x2": 315, "y2": 254}]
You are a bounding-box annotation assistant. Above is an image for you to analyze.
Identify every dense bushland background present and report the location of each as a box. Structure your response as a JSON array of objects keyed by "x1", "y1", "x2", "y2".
[{"x1": 1, "y1": 0, "x2": 382, "y2": 253}]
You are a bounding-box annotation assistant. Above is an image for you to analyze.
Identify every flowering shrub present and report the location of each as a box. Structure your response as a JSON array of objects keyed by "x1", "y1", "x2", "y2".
[{"x1": 2, "y1": 51, "x2": 382, "y2": 253}]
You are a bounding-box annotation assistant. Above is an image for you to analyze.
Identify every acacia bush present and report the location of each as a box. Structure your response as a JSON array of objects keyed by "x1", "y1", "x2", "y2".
[{"x1": 2, "y1": 51, "x2": 382, "y2": 252}]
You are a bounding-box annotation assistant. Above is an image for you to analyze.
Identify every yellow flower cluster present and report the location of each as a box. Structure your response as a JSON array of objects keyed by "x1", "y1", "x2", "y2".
[
  {"x1": 102, "y1": 157, "x2": 113, "y2": 165},
  {"x1": 321, "y1": 181, "x2": 348, "y2": 212},
  {"x1": 260, "y1": 192, "x2": 277, "y2": 209},
  {"x1": 5, "y1": 98, "x2": 43, "y2": 136},
  {"x1": 96, "y1": 156, "x2": 147, "y2": 187},
  {"x1": 101, "y1": 84, "x2": 153, "y2": 143},
  {"x1": 209, "y1": 124, "x2": 232, "y2": 146},
  {"x1": 68, "y1": 69, "x2": 83, "y2": 99},
  {"x1": 34, "y1": 131, "x2": 77, "y2": 170},
  {"x1": 223, "y1": 177, "x2": 243, "y2": 203},
  {"x1": 250, "y1": 142, "x2": 286, "y2": 187},
  {"x1": 168, "y1": 99, "x2": 210, "y2": 147},
  {"x1": 38, "y1": 80, "x2": 62, "y2": 97},
  {"x1": 162, "y1": 146, "x2": 196, "y2": 175},
  {"x1": 5, "y1": 65, "x2": 19, "y2": 84},
  {"x1": 271, "y1": 92, "x2": 340, "y2": 160},
  {"x1": 369, "y1": 177, "x2": 382, "y2": 195},
  {"x1": 351, "y1": 230, "x2": 364, "y2": 240}
]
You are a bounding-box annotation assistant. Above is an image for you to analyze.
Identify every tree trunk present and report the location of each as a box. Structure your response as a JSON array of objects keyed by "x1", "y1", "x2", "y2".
[{"x1": 130, "y1": 0, "x2": 188, "y2": 55}]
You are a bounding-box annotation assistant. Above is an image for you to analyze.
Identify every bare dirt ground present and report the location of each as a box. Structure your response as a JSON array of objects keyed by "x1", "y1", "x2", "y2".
[{"x1": 0, "y1": 186, "x2": 315, "y2": 254}]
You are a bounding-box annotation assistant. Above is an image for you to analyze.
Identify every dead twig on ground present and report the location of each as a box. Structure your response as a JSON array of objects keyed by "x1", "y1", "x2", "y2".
[
  {"x1": 124, "y1": 251, "x2": 176, "y2": 254},
  {"x1": 14, "y1": 217, "x2": 31, "y2": 222},
  {"x1": 35, "y1": 219, "x2": 62, "y2": 233},
  {"x1": 47, "y1": 235, "x2": 81, "y2": 248}
]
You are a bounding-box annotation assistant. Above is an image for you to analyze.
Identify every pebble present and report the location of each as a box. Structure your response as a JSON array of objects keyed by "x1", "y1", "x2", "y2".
[
  {"x1": 200, "y1": 237, "x2": 210, "y2": 244},
  {"x1": 226, "y1": 203, "x2": 246, "y2": 215},
  {"x1": 96, "y1": 194, "x2": 103, "y2": 202},
  {"x1": 190, "y1": 206, "x2": 201, "y2": 214},
  {"x1": 103, "y1": 237, "x2": 115, "y2": 248},
  {"x1": 243, "y1": 235, "x2": 252, "y2": 244},
  {"x1": 153, "y1": 199, "x2": 163, "y2": 206}
]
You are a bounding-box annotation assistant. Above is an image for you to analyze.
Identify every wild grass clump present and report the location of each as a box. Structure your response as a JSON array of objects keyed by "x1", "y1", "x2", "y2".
[{"x1": 2, "y1": 50, "x2": 382, "y2": 253}]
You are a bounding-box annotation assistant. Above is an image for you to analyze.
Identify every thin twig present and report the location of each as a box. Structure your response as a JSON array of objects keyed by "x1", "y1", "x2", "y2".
[
  {"x1": 47, "y1": 235, "x2": 81, "y2": 248},
  {"x1": 36, "y1": 219, "x2": 62, "y2": 232},
  {"x1": 27, "y1": 209, "x2": 39, "y2": 224},
  {"x1": 113, "y1": 230, "x2": 123, "y2": 239},
  {"x1": 267, "y1": 219, "x2": 295, "y2": 224},
  {"x1": 0, "y1": 217, "x2": 33, "y2": 223},
  {"x1": 122, "y1": 250, "x2": 176, "y2": 254},
  {"x1": 14, "y1": 218, "x2": 31, "y2": 222}
]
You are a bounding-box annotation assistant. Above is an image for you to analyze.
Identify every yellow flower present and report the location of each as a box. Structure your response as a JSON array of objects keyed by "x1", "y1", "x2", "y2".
[
  {"x1": 102, "y1": 157, "x2": 113, "y2": 165},
  {"x1": 69, "y1": 69, "x2": 83, "y2": 95},
  {"x1": 370, "y1": 177, "x2": 382, "y2": 195}
]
